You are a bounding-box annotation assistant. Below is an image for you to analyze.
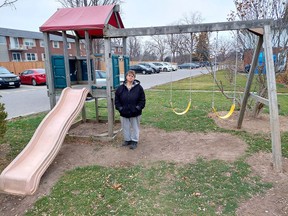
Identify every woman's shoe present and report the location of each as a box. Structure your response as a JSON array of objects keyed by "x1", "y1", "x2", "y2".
[
  {"x1": 129, "y1": 141, "x2": 138, "y2": 150},
  {"x1": 122, "y1": 141, "x2": 132, "y2": 146}
]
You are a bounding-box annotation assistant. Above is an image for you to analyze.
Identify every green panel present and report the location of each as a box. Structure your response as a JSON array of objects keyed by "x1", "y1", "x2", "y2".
[
  {"x1": 81, "y1": 60, "x2": 94, "y2": 81},
  {"x1": 112, "y1": 55, "x2": 120, "y2": 89},
  {"x1": 51, "y1": 55, "x2": 67, "y2": 88},
  {"x1": 124, "y1": 55, "x2": 130, "y2": 77}
]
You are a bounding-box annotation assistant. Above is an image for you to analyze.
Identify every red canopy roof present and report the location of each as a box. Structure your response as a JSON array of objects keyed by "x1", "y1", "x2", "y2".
[{"x1": 39, "y1": 5, "x2": 124, "y2": 38}]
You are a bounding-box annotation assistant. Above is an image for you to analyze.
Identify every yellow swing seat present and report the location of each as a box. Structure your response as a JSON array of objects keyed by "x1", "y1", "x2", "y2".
[
  {"x1": 212, "y1": 103, "x2": 235, "y2": 119},
  {"x1": 170, "y1": 100, "x2": 191, "y2": 115}
]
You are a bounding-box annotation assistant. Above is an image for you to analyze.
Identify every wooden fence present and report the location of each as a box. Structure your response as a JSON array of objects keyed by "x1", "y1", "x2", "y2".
[{"x1": 0, "y1": 62, "x2": 45, "y2": 75}]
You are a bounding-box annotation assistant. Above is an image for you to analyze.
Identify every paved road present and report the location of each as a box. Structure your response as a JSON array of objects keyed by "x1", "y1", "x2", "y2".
[
  {"x1": 136, "y1": 68, "x2": 209, "y2": 89},
  {"x1": 0, "y1": 85, "x2": 50, "y2": 119},
  {"x1": 0, "y1": 68, "x2": 209, "y2": 119}
]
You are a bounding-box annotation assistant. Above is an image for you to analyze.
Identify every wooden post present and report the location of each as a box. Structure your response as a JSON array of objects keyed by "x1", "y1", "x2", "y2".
[
  {"x1": 95, "y1": 98, "x2": 99, "y2": 122},
  {"x1": 122, "y1": 37, "x2": 127, "y2": 76},
  {"x1": 75, "y1": 36, "x2": 82, "y2": 82},
  {"x1": 122, "y1": 37, "x2": 127, "y2": 55},
  {"x1": 85, "y1": 31, "x2": 92, "y2": 87},
  {"x1": 104, "y1": 38, "x2": 114, "y2": 137},
  {"x1": 237, "y1": 36, "x2": 263, "y2": 128},
  {"x1": 62, "y1": 31, "x2": 71, "y2": 87},
  {"x1": 43, "y1": 32, "x2": 56, "y2": 109},
  {"x1": 263, "y1": 25, "x2": 282, "y2": 172}
]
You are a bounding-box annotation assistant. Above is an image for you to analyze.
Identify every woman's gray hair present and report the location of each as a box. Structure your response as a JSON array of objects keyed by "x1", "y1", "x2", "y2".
[{"x1": 126, "y1": 70, "x2": 136, "y2": 78}]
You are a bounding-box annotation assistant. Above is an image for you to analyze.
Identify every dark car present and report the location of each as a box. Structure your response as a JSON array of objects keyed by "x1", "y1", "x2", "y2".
[
  {"x1": 178, "y1": 63, "x2": 198, "y2": 69},
  {"x1": 139, "y1": 62, "x2": 160, "y2": 73},
  {"x1": 129, "y1": 65, "x2": 153, "y2": 74},
  {"x1": 0, "y1": 66, "x2": 21, "y2": 88},
  {"x1": 244, "y1": 64, "x2": 251, "y2": 73},
  {"x1": 19, "y1": 69, "x2": 46, "y2": 86}
]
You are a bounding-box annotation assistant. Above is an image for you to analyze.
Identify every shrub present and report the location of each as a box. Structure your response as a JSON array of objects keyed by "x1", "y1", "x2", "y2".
[{"x1": 0, "y1": 101, "x2": 7, "y2": 140}]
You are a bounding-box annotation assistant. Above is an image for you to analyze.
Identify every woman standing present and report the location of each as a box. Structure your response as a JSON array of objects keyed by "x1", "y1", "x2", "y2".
[{"x1": 115, "y1": 70, "x2": 146, "y2": 150}]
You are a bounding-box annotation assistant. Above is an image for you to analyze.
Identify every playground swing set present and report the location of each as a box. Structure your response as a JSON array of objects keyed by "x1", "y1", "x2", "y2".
[
  {"x1": 169, "y1": 57, "x2": 192, "y2": 115},
  {"x1": 211, "y1": 31, "x2": 239, "y2": 119},
  {"x1": 0, "y1": 5, "x2": 284, "y2": 196},
  {"x1": 169, "y1": 33, "x2": 193, "y2": 116},
  {"x1": 169, "y1": 31, "x2": 239, "y2": 118}
]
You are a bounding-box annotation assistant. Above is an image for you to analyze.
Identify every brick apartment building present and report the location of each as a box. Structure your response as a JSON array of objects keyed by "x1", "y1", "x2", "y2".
[{"x1": 0, "y1": 27, "x2": 122, "y2": 63}]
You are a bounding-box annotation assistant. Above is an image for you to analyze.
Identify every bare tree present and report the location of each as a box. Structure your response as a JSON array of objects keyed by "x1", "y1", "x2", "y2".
[
  {"x1": 142, "y1": 41, "x2": 157, "y2": 61},
  {"x1": 174, "y1": 12, "x2": 204, "y2": 63},
  {"x1": 57, "y1": 0, "x2": 122, "y2": 7},
  {"x1": 127, "y1": 37, "x2": 142, "y2": 61},
  {"x1": 0, "y1": 0, "x2": 17, "y2": 8},
  {"x1": 195, "y1": 32, "x2": 209, "y2": 62},
  {"x1": 148, "y1": 35, "x2": 168, "y2": 62},
  {"x1": 166, "y1": 34, "x2": 182, "y2": 63},
  {"x1": 228, "y1": 0, "x2": 287, "y2": 116}
]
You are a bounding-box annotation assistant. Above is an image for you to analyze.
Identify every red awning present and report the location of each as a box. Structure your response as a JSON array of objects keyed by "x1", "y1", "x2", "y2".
[{"x1": 39, "y1": 5, "x2": 124, "y2": 38}]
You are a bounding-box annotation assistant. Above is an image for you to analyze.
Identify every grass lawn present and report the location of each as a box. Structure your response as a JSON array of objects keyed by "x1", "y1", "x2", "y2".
[{"x1": 1, "y1": 70, "x2": 288, "y2": 215}]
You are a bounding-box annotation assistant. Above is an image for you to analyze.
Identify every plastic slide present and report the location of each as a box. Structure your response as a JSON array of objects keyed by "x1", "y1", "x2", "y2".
[{"x1": 0, "y1": 87, "x2": 89, "y2": 196}]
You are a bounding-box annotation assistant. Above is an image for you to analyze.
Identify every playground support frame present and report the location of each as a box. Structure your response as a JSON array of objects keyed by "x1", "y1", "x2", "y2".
[{"x1": 104, "y1": 19, "x2": 283, "y2": 172}]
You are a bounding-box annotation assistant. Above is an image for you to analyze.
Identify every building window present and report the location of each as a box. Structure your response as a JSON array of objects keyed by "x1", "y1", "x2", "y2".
[
  {"x1": 67, "y1": 42, "x2": 71, "y2": 49},
  {"x1": 10, "y1": 37, "x2": 20, "y2": 49},
  {"x1": 53, "y1": 41, "x2": 59, "y2": 48},
  {"x1": 40, "y1": 40, "x2": 45, "y2": 47},
  {"x1": 12, "y1": 52, "x2": 21, "y2": 62},
  {"x1": 41, "y1": 53, "x2": 45, "y2": 61},
  {"x1": 117, "y1": 47, "x2": 121, "y2": 53},
  {"x1": 23, "y1": 39, "x2": 35, "y2": 47},
  {"x1": 0, "y1": 36, "x2": 6, "y2": 44},
  {"x1": 26, "y1": 53, "x2": 37, "y2": 61}
]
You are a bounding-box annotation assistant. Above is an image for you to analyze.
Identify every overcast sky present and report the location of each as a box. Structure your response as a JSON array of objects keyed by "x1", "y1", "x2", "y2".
[{"x1": 0, "y1": 0, "x2": 236, "y2": 32}]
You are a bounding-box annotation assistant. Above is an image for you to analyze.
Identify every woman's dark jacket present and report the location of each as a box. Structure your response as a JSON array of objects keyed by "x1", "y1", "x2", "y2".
[{"x1": 115, "y1": 79, "x2": 146, "y2": 118}]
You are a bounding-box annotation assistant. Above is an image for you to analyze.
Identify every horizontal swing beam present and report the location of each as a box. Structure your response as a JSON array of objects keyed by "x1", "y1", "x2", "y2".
[
  {"x1": 104, "y1": 19, "x2": 273, "y2": 38},
  {"x1": 249, "y1": 92, "x2": 281, "y2": 109},
  {"x1": 249, "y1": 92, "x2": 269, "y2": 106}
]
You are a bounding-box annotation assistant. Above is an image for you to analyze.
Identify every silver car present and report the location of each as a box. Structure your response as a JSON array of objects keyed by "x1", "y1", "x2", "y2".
[{"x1": 95, "y1": 70, "x2": 124, "y2": 87}]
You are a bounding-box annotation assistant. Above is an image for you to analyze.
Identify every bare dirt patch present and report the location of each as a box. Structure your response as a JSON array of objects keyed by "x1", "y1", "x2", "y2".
[
  {"x1": 210, "y1": 111, "x2": 288, "y2": 134},
  {"x1": 210, "y1": 112, "x2": 288, "y2": 216},
  {"x1": 1, "y1": 113, "x2": 288, "y2": 215},
  {"x1": 236, "y1": 152, "x2": 288, "y2": 216}
]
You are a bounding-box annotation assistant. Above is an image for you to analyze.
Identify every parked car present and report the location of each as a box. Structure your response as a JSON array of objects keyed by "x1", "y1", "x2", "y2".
[
  {"x1": 151, "y1": 62, "x2": 164, "y2": 72},
  {"x1": 199, "y1": 61, "x2": 211, "y2": 67},
  {"x1": 165, "y1": 62, "x2": 177, "y2": 71},
  {"x1": 193, "y1": 62, "x2": 201, "y2": 68},
  {"x1": 95, "y1": 70, "x2": 124, "y2": 87},
  {"x1": 178, "y1": 63, "x2": 198, "y2": 69},
  {"x1": 157, "y1": 62, "x2": 172, "y2": 72},
  {"x1": 138, "y1": 63, "x2": 158, "y2": 73},
  {"x1": 19, "y1": 69, "x2": 46, "y2": 86},
  {"x1": 129, "y1": 64, "x2": 153, "y2": 74},
  {"x1": 139, "y1": 62, "x2": 160, "y2": 73},
  {"x1": 150, "y1": 62, "x2": 163, "y2": 73},
  {"x1": 0, "y1": 66, "x2": 21, "y2": 88}
]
